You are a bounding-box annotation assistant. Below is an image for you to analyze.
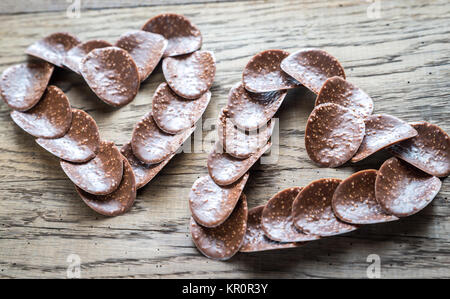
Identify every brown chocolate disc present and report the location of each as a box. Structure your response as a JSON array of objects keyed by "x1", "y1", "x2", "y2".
[
  {"x1": 63, "y1": 40, "x2": 112, "y2": 74},
  {"x1": 292, "y1": 178, "x2": 357, "y2": 237},
  {"x1": 162, "y1": 50, "x2": 216, "y2": 99},
  {"x1": 60, "y1": 141, "x2": 124, "y2": 195},
  {"x1": 116, "y1": 30, "x2": 167, "y2": 82},
  {"x1": 190, "y1": 173, "x2": 249, "y2": 228},
  {"x1": 242, "y1": 49, "x2": 300, "y2": 93},
  {"x1": 352, "y1": 114, "x2": 418, "y2": 163},
  {"x1": 142, "y1": 13, "x2": 202, "y2": 57},
  {"x1": 218, "y1": 108, "x2": 274, "y2": 159},
  {"x1": 332, "y1": 170, "x2": 398, "y2": 224},
  {"x1": 207, "y1": 141, "x2": 271, "y2": 186},
  {"x1": 315, "y1": 76, "x2": 373, "y2": 117},
  {"x1": 131, "y1": 112, "x2": 195, "y2": 164},
  {"x1": 375, "y1": 157, "x2": 442, "y2": 217},
  {"x1": 25, "y1": 32, "x2": 80, "y2": 67},
  {"x1": 80, "y1": 46, "x2": 140, "y2": 107},
  {"x1": 389, "y1": 122, "x2": 450, "y2": 177},
  {"x1": 281, "y1": 49, "x2": 345, "y2": 94},
  {"x1": 262, "y1": 187, "x2": 320, "y2": 242},
  {"x1": 76, "y1": 157, "x2": 136, "y2": 217},
  {"x1": 0, "y1": 61, "x2": 54, "y2": 111},
  {"x1": 190, "y1": 194, "x2": 248, "y2": 260},
  {"x1": 121, "y1": 142, "x2": 175, "y2": 189},
  {"x1": 240, "y1": 206, "x2": 304, "y2": 253},
  {"x1": 305, "y1": 103, "x2": 365, "y2": 167},
  {"x1": 152, "y1": 82, "x2": 211, "y2": 134},
  {"x1": 36, "y1": 109, "x2": 100, "y2": 163},
  {"x1": 227, "y1": 82, "x2": 287, "y2": 131},
  {"x1": 10, "y1": 85, "x2": 72, "y2": 138}
]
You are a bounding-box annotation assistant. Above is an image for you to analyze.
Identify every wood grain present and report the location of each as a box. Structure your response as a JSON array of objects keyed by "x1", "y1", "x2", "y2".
[{"x1": 0, "y1": 0, "x2": 449, "y2": 278}]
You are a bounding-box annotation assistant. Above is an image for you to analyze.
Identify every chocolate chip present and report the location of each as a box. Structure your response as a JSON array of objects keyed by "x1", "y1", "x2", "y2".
[
  {"x1": 281, "y1": 49, "x2": 345, "y2": 94},
  {"x1": 63, "y1": 40, "x2": 112, "y2": 74},
  {"x1": 375, "y1": 157, "x2": 442, "y2": 217},
  {"x1": 36, "y1": 109, "x2": 100, "y2": 163},
  {"x1": 162, "y1": 50, "x2": 216, "y2": 99},
  {"x1": 217, "y1": 108, "x2": 274, "y2": 159},
  {"x1": 189, "y1": 173, "x2": 248, "y2": 228},
  {"x1": 242, "y1": 49, "x2": 300, "y2": 93},
  {"x1": 316, "y1": 76, "x2": 373, "y2": 117},
  {"x1": 389, "y1": 121, "x2": 450, "y2": 177},
  {"x1": 292, "y1": 178, "x2": 357, "y2": 237},
  {"x1": 116, "y1": 30, "x2": 167, "y2": 82},
  {"x1": 76, "y1": 156, "x2": 136, "y2": 216},
  {"x1": 262, "y1": 187, "x2": 320, "y2": 242},
  {"x1": 61, "y1": 141, "x2": 124, "y2": 195},
  {"x1": 332, "y1": 169, "x2": 398, "y2": 224},
  {"x1": 227, "y1": 82, "x2": 287, "y2": 131},
  {"x1": 305, "y1": 103, "x2": 365, "y2": 167},
  {"x1": 26, "y1": 32, "x2": 80, "y2": 67},
  {"x1": 142, "y1": 13, "x2": 202, "y2": 57},
  {"x1": 207, "y1": 141, "x2": 271, "y2": 186},
  {"x1": 80, "y1": 46, "x2": 140, "y2": 107},
  {"x1": 152, "y1": 82, "x2": 211, "y2": 134},
  {"x1": 120, "y1": 142, "x2": 175, "y2": 189},
  {"x1": 0, "y1": 61, "x2": 54, "y2": 111},
  {"x1": 352, "y1": 114, "x2": 418, "y2": 163},
  {"x1": 10, "y1": 85, "x2": 72, "y2": 138},
  {"x1": 240, "y1": 206, "x2": 304, "y2": 253},
  {"x1": 190, "y1": 194, "x2": 248, "y2": 260},
  {"x1": 131, "y1": 112, "x2": 195, "y2": 164}
]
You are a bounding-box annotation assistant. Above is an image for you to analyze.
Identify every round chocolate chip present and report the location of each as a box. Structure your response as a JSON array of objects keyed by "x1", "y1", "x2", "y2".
[
  {"x1": 262, "y1": 187, "x2": 320, "y2": 242},
  {"x1": 240, "y1": 206, "x2": 304, "y2": 253},
  {"x1": 80, "y1": 46, "x2": 140, "y2": 107},
  {"x1": 116, "y1": 30, "x2": 167, "y2": 82},
  {"x1": 305, "y1": 103, "x2": 365, "y2": 167},
  {"x1": 190, "y1": 194, "x2": 248, "y2": 260},
  {"x1": 142, "y1": 13, "x2": 202, "y2": 57},
  {"x1": 63, "y1": 40, "x2": 112, "y2": 74},
  {"x1": 131, "y1": 112, "x2": 195, "y2": 164},
  {"x1": 292, "y1": 178, "x2": 357, "y2": 237},
  {"x1": 227, "y1": 82, "x2": 287, "y2": 131},
  {"x1": 375, "y1": 157, "x2": 442, "y2": 217},
  {"x1": 36, "y1": 108, "x2": 100, "y2": 163},
  {"x1": 315, "y1": 76, "x2": 373, "y2": 117},
  {"x1": 121, "y1": 142, "x2": 175, "y2": 189},
  {"x1": 281, "y1": 48, "x2": 345, "y2": 94},
  {"x1": 10, "y1": 85, "x2": 72, "y2": 138},
  {"x1": 242, "y1": 49, "x2": 300, "y2": 93},
  {"x1": 217, "y1": 108, "x2": 274, "y2": 159},
  {"x1": 189, "y1": 173, "x2": 249, "y2": 228},
  {"x1": 162, "y1": 50, "x2": 216, "y2": 99},
  {"x1": 389, "y1": 121, "x2": 450, "y2": 177},
  {"x1": 76, "y1": 156, "x2": 136, "y2": 217},
  {"x1": 0, "y1": 61, "x2": 54, "y2": 111},
  {"x1": 60, "y1": 141, "x2": 124, "y2": 195},
  {"x1": 352, "y1": 114, "x2": 418, "y2": 163},
  {"x1": 207, "y1": 141, "x2": 271, "y2": 186},
  {"x1": 332, "y1": 169, "x2": 398, "y2": 224},
  {"x1": 152, "y1": 82, "x2": 211, "y2": 134}
]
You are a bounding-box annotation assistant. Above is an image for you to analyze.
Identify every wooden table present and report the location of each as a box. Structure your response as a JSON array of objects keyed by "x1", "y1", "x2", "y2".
[{"x1": 0, "y1": 0, "x2": 449, "y2": 279}]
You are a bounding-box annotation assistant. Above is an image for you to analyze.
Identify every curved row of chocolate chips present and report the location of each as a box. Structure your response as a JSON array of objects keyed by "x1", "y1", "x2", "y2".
[
  {"x1": 1, "y1": 79, "x2": 135, "y2": 216},
  {"x1": 122, "y1": 15, "x2": 216, "y2": 190},
  {"x1": 0, "y1": 13, "x2": 214, "y2": 216},
  {"x1": 189, "y1": 48, "x2": 449, "y2": 260},
  {"x1": 241, "y1": 157, "x2": 442, "y2": 252}
]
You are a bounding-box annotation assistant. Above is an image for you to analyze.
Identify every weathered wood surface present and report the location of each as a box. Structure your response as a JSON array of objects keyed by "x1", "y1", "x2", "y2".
[{"x1": 0, "y1": 0, "x2": 449, "y2": 279}]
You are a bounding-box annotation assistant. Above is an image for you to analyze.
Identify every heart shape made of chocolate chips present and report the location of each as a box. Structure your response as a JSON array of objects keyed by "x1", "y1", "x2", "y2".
[{"x1": 1, "y1": 14, "x2": 449, "y2": 261}]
